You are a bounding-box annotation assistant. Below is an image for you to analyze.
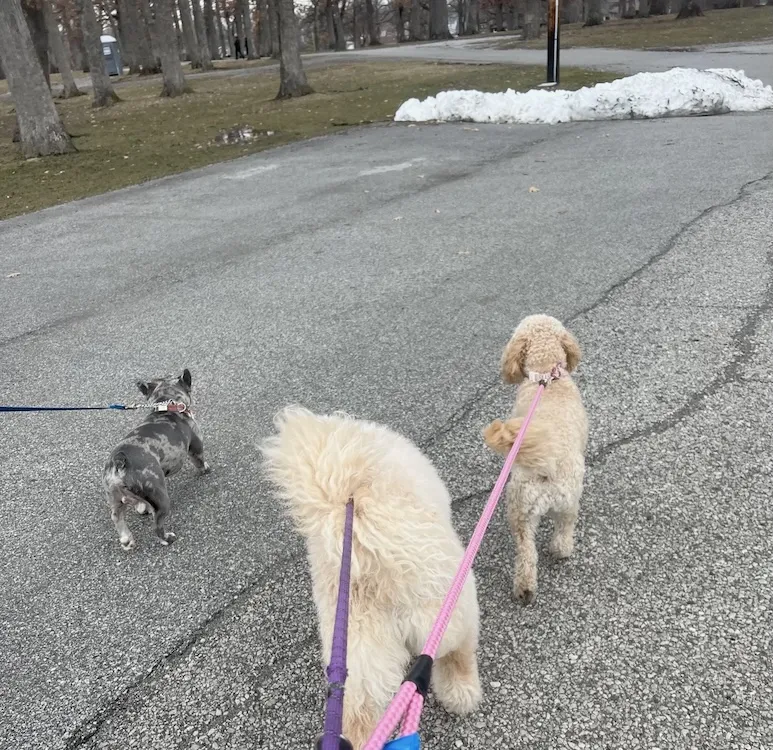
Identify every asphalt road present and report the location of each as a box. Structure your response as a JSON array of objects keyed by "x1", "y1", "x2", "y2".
[
  {"x1": 2, "y1": 110, "x2": 773, "y2": 750},
  {"x1": 337, "y1": 37, "x2": 773, "y2": 86}
]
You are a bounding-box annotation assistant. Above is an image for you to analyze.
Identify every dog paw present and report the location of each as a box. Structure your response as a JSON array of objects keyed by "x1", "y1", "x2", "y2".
[
  {"x1": 549, "y1": 538, "x2": 574, "y2": 559},
  {"x1": 159, "y1": 532, "x2": 177, "y2": 546},
  {"x1": 514, "y1": 582, "x2": 536, "y2": 605},
  {"x1": 120, "y1": 537, "x2": 136, "y2": 551},
  {"x1": 437, "y1": 675, "x2": 482, "y2": 715},
  {"x1": 198, "y1": 462, "x2": 212, "y2": 476},
  {"x1": 482, "y1": 420, "x2": 512, "y2": 455},
  {"x1": 135, "y1": 502, "x2": 148, "y2": 515}
]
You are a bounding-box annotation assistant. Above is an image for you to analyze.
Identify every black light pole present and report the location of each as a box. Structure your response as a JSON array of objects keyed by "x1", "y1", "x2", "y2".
[{"x1": 539, "y1": 0, "x2": 561, "y2": 88}]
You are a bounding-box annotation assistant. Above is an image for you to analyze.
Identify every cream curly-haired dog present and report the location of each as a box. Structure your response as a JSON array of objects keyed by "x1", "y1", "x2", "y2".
[
  {"x1": 260, "y1": 406, "x2": 482, "y2": 748},
  {"x1": 482, "y1": 314, "x2": 588, "y2": 605}
]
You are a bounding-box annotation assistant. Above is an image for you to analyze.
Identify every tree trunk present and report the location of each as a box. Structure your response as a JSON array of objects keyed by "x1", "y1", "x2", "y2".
[
  {"x1": 138, "y1": 0, "x2": 165, "y2": 72},
  {"x1": 178, "y1": 0, "x2": 202, "y2": 64},
  {"x1": 329, "y1": 0, "x2": 345, "y2": 48},
  {"x1": 269, "y1": 0, "x2": 280, "y2": 56},
  {"x1": 408, "y1": 0, "x2": 422, "y2": 39},
  {"x1": 23, "y1": 0, "x2": 51, "y2": 87},
  {"x1": 191, "y1": 0, "x2": 214, "y2": 67},
  {"x1": 148, "y1": 0, "x2": 190, "y2": 94},
  {"x1": 494, "y1": 0, "x2": 503, "y2": 29},
  {"x1": 77, "y1": 0, "x2": 121, "y2": 105},
  {"x1": 352, "y1": 0, "x2": 359, "y2": 47},
  {"x1": 676, "y1": 0, "x2": 703, "y2": 16},
  {"x1": 0, "y1": 0, "x2": 75, "y2": 157},
  {"x1": 649, "y1": 0, "x2": 668, "y2": 13},
  {"x1": 215, "y1": 0, "x2": 229, "y2": 56},
  {"x1": 312, "y1": 0, "x2": 320, "y2": 49},
  {"x1": 44, "y1": 0, "x2": 83, "y2": 97},
  {"x1": 202, "y1": 0, "x2": 221, "y2": 56},
  {"x1": 394, "y1": 0, "x2": 405, "y2": 40},
  {"x1": 364, "y1": 0, "x2": 380, "y2": 43},
  {"x1": 234, "y1": 0, "x2": 246, "y2": 56},
  {"x1": 258, "y1": 0, "x2": 272, "y2": 53},
  {"x1": 275, "y1": 0, "x2": 312, "y2": 97},
  {"x1": 428, "y1": 0, "x2": 449, "y2": 37},
  {"x1": 638, "y1": 0, "x2": 650, "y2": 16},
  {"x1": 523, "y1": 0, "x2": 539, "y2": 37},
  {"x1": 584, "y1": 0, "x2": 603, "y2": 25},
  {"x1": 243, "y1": 0, "x2": 258, "y2": 57},
  {"x1": 463, "y1": 0, "x2": 479, "y2": 33}
]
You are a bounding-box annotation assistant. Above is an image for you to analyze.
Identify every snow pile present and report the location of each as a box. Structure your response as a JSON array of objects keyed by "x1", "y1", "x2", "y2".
[{"x1": 394, "y1": 68, "x2": 773, "y2": 125}]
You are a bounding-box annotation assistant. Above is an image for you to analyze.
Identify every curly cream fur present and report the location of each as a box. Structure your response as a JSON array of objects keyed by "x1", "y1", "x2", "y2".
[
  {"x1": 483, "y1": 314, "x2": 588, "y2": 604},
  {"x1": 260, "y1": 406, "x2": 482, "y2": 748}
]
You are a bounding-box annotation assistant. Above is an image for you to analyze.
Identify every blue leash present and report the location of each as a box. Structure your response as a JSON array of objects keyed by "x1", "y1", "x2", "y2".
[{"x1": 0, "y1": 404, "x2": 135, "y2": 413}]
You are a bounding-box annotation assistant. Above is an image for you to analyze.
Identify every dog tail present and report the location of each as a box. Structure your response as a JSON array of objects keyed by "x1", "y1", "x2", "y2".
[
  {"x1": 107, "y1": 452, "x2": 158, "y2": 512},
  {"x1": 259, "y1": 405, "x2": 379, "y2": 533},
  {"x1": 482, "y1": 417, "x2": 558, "y2": 479}
]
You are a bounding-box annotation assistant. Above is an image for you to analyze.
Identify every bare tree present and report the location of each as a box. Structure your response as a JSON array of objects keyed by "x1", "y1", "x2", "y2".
[
  {"x1": 638, "y1": 0, "x2": 651, "y2": 17},
  {"x1": 215, "y1": 0, "x2": 229, "y2": 57},
  {"x1": 408, "y1": 0, "x2": 421, "y2": 39},
  {"x1": 149, "y1": 0, "x2": 191, "y2": 95},
  {"x1": 676, "y1": 0, "x2": 703, "y2": 16},
  {"x1": 191, "y1": 0, "x2": 214, "y2": 68},
  {"x1": 77, "y1": 0, "x2": 120, "y2": 105},
  {"x1": 177, "y1": 0, "x2": 202, "y2": 65},
  {"x1": 523, "y1": 0, "x2": 539, "y2": 37},
  {"x1": 428, "y1": 0, "x2": 449, "y2": 37},
  {"x1": 584, "y1": 0, "x2": 603, "y2": 25},
  {"x1": 43, "y1": 0, "x2": 83, "y2": 96},
  {"x1": 364, "y1": 0, "x2": 380, "y2": 42},
  {"x1": 275, "y1": 0, "x2": 312, "y2": 97},
  {"x1": 22, "y1": 0, "x2": 51, "y2": 86},
  {"x1": 201, "y1": 0, "x2": 221, "y2": 56},
  {"x1": 0, "y1": 0, "x2": 75, "y2": 157}
]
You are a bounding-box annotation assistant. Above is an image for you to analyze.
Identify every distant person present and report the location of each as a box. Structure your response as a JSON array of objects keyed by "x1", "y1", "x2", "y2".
[{"x1": 234, "y1": 36, "x2": 242, "y2": 59}]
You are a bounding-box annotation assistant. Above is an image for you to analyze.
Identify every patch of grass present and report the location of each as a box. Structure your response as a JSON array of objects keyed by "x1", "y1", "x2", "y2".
[
  {"x1": 494, "y1": 7, "x2": 773, "y2": 50},
  {"x1": 0, "y1": 61, "x2": 614, "y2": 220}
]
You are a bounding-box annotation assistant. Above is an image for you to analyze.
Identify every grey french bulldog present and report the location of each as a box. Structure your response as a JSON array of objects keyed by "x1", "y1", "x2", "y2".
[{"x1": 102, "y1": 369, "x2": 210, "y2": 551}]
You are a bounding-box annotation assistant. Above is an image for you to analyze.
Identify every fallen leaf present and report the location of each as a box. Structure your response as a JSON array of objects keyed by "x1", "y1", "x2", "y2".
[
  {"x1": 463, "y1": 127, "x2": 480, "y2": 132},
  {"x1": 529, "y1": 186, "x2": 540, "y2": 193},
  {"x1": 394, "y1": 216, "x2": 403, "y2": 221},
  {"x1": 6, "y1": 272, "x2": 21, "y2": 278}
]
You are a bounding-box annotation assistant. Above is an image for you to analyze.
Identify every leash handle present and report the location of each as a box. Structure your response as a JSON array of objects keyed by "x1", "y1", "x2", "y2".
[
  {"x1": 317, "y1": 499, "x2": 355, "y2": 750},
  {"x1": 363, "y1": 382, "x2": 550, "y2": 750}
]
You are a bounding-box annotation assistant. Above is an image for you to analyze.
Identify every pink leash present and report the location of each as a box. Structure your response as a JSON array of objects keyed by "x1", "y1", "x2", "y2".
[{"x1": 362, "y1": 368, "x2": 561, "y2": 750}]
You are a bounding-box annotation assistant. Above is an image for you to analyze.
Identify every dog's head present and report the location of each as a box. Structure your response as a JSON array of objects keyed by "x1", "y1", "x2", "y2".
[
  {"x1": 500, "y1": 314, "x2": 581, "y2": 385},
  {"x1": 136, "y1": 369, "x2": 194, "y2": 408}
]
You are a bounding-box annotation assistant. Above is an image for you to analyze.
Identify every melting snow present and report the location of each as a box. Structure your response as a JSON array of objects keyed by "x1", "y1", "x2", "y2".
[{"x1": 394, "y1": 68, "x2": 773, "y2": 125}]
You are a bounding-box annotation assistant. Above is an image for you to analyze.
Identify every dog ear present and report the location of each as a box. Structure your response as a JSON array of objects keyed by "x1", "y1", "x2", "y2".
[
  {"x1": 180, "y1": 369, "x2": 192, "y2": 390},
  {"x1": 561, "y1": 330, "x2": 582, "y2": 372},
  {"x1": 500, "y1": 332, "x2": 528, "y2": 384}
]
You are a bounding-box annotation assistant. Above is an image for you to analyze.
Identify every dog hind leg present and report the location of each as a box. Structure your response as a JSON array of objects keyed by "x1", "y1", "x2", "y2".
[
  {"x1": 108, "y1": 487, "x2": 135, "y2": 551},
  {"x1": 507, "y1": 483, "x2": 541, "y2": 605},
  {"x1": 549, "y1": 502, "x2": 578, "y2": 559}
]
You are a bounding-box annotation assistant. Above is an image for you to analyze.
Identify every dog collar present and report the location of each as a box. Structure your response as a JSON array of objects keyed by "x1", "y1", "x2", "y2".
[
  {"x1": 152, "y1": 400, "x2": 193, "y2": 416},
  {"x1": 527, "y1": 364, "x2": 567, "y2": 385}
]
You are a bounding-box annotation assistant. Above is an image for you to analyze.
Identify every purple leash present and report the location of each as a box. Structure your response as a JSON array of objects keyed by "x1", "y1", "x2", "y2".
[{"x1": 316, "y1": 498, "x2": 355, "y2": 750}]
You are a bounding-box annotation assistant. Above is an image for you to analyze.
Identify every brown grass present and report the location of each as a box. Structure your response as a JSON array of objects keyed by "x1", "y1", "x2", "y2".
[{"x1": 493, "y1": 7, "x2": 773, "y2": 50}]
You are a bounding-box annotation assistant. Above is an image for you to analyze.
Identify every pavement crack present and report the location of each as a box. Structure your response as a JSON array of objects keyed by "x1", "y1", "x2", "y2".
[
  {"x1": 589, "y1": 247, "x2": 773, "y2": 468},
  {"x1": 61, "y1": 564, "x2": 300, "y2": 749},
  {"x1": 571, "y1": 169, "x2": 773, "y2": 324}
]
